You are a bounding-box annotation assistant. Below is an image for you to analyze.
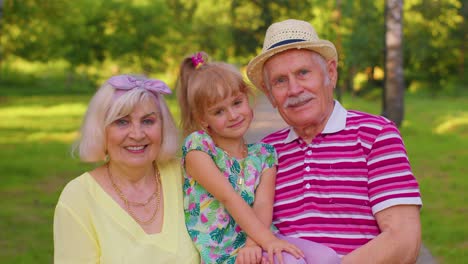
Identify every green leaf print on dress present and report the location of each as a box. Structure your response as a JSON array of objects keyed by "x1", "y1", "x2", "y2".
[
  {"x1": 240, "y1": 190, "x2": 254, "y2": 205},
  {"x1": 210, "y1": 227, "x2": 225, "y2": 244},
  {"x1": 182, "y1": 131, "x2": 278, "y2": 263},
  {"x1": 231, "y1": 160, "x2": 241, "y2": 174},
  {"x1": 232, "y1": 232, "x2": 246, "y2": 249}
]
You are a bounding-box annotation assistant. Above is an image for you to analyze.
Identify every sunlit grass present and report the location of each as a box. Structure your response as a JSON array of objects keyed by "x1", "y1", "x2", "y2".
[
  {"x1": 0, "y1": 98, "x2": 87, "y2": 144},
  {"x1": 435, "y1": 113, "x2": 468, "y2": 135},
  {"x1": 342, "y1": 94, "x2": 467, "y2": 264},
  {"x1": 0, "y1": 96, "x2": 181, "y2": 144},
  {"x1": 0, "y1": 93, "x2": 466, "y2": 263}
]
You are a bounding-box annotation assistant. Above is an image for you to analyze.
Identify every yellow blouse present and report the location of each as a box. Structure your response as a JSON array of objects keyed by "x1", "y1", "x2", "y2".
[{"x1": 54, "y1": 162, "x2": 200, "y2": 264}]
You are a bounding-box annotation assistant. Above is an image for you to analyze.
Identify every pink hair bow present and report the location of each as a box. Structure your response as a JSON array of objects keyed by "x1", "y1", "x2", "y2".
[
  {"x1": 107, "y1": 75, "x2": 172, "y2": 97},
  {"x1": 191, "y1": 52, "x2": 204, "y2": 69}
]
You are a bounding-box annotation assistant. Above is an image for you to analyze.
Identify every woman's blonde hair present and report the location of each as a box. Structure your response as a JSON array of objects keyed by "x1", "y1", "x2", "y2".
[
  {"x1": 73, "y1": 76, "x2": 178, "y2": 163},
  {"x1": 176, "y1": 52, "x2": 252, "y2": 137}
]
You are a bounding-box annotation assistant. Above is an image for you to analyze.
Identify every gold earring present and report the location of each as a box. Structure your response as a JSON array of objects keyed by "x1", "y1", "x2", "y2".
[{"x1": 104, "y1": 149, "x2": 110, "y2": 163}]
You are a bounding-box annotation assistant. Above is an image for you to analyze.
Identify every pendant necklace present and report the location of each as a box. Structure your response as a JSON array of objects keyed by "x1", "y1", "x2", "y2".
[
  {"x1": 219, "y1": 140, "x2": 248, "y2": 185},
  {"x1": 107, "y1": 163, "x2": 161, "y2": 225}
]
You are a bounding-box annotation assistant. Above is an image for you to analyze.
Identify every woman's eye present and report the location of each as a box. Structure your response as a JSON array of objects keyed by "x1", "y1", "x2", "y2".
[
  {"x1": 299, "y1": 69, "x2": 310, "y2": 77},
  {"x1": 234, "y1": 99, "x2": 243, "y2": 106},
  {"x1": 142, "y1": 119, "x2": 155, "y2": 125},
  {"x1": 115, "y1": 119, "x2": 128, "y2": 126},
  {"x1": 276, "y1": 77, "x2": 286, "y2": 83}
]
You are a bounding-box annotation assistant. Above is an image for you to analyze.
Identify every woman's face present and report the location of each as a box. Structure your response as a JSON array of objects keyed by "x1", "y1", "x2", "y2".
[{"x1": 106, "y1": 101, "x2": 162, "y2": 169}]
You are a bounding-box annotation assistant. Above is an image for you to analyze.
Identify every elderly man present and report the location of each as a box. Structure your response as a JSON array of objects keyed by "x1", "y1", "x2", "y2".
[{"x1": 247, "y1": 19, "x2": 422, "y2": 263}]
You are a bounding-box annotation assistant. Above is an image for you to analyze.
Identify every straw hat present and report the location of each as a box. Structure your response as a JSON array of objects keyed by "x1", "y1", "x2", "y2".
[{"x1": 246, "y1": 19, "x2": 337, "y2": 94}]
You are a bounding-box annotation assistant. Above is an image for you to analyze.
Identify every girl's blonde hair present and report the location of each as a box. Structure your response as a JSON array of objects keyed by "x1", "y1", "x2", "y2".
[
  {"x1": 176, "y1": 52, "x2": 252, "y2": 137},
  {"x1": 73, "y1": 77, "x2": 178, "y2": 163}
]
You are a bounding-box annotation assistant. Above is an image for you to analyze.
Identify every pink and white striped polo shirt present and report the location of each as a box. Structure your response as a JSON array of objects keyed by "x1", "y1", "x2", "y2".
[{"x1": 262, "y1": 101, "x2": 422, "y2": 257}]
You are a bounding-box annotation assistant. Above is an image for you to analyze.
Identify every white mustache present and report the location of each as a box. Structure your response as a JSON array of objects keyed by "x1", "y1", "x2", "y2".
[{"x1": 283, "y1": 93, "x2": 315, "y2": 108}]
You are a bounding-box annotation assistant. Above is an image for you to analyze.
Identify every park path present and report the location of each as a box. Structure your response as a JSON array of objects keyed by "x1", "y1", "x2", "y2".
[
  {"x1": 245, "y1": 94, "x2": 437, "y2": 264},
  {"x1": 245, "y1": 94, "x2": 286, "y2": 143}
]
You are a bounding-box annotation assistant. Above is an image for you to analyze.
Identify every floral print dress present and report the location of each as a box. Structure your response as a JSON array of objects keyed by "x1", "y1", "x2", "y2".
[{"x1": 182, "y1": 130, "x2": 277, "y2": 264}]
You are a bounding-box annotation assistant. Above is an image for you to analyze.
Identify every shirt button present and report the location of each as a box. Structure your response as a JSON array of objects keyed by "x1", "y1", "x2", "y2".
[
  {"x1": 307, "y1": 150, "x2": 312, "y2": 155},
  {"x1": 305, "y1": 166, "x2": 311, "y2": 172},
  {"x1": 305, "y1": 183, "x2": 311, "y2": 189}
]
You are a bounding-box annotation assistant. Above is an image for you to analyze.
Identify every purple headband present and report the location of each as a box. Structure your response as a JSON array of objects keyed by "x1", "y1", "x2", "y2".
[
  {"x1": 191, "y1": 52, "x2": 204, "y2": 69},
  {"x1": 107, "y1": 75, "x2": 171, "y2": 101}
]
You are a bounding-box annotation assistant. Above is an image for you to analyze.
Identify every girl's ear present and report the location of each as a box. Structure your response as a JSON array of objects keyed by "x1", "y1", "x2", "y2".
[
  {"x1": 200, "y1": 121, "x2": 209, "y2": 128},
  {"x1": 197, "y1": 115, "x2": 209, "y2": 129}
]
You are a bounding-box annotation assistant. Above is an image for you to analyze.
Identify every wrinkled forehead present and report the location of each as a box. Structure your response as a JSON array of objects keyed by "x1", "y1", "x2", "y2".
[{"x1": 263, "y1": 49, "x2": 326, "y2": 79}]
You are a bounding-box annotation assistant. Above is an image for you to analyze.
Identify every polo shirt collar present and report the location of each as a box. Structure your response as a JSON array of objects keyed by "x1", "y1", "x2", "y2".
[{"x1": 284, "y1": 100, "x2": 347, "y2": 143}]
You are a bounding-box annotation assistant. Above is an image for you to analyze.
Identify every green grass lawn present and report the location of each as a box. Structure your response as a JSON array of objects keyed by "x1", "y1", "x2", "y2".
[{"x1": 0, "y1": 93, "x2": 466, "y2": 263}]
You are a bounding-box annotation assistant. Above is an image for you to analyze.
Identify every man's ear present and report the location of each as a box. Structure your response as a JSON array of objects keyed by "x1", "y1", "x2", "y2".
[{"x1": 327, "y1": 59, "x2": 338, "y2": 87}]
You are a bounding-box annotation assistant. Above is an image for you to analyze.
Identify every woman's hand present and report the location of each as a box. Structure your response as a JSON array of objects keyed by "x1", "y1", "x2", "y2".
[{"x1": 263, "y1": 237, "x2": 304, "y2": 264}]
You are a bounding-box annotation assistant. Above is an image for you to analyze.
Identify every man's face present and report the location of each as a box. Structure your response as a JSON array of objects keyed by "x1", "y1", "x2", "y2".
[{"x1": 263, "y1": 49, "x2": 337, "y2": 131}]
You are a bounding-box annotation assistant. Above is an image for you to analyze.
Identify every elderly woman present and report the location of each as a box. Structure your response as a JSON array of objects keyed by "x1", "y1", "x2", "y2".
[{"x1": 53, "y1": 75, "x2": 200, "y2": 263}]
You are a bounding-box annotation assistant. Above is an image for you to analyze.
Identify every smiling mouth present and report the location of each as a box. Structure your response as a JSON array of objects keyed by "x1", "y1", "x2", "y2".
[
  {"x1": 292, "y1": 100, "x2": 309, "y2": 107},
  {"x1": 229, "y1": 119, "x2": 245, "y2": 128},
  {"x1": 284, "y1": 95, "x2": 315, "y2": 108},
  {"x1": 287, "y1": 99, "x2": 312, "y2": 109},
  {"x1": 125, "y1": 145, "x2": 146, "y2": 152}
]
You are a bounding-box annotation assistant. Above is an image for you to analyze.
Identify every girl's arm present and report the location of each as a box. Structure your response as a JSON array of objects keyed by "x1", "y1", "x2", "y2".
[
  {"x1": 238, "y1": 167, "x2": 277, "y2": 264},
  {"x1": 251, "y1": 166, "x2": 276, "y2": 227},
  {"x1": 185, "y1": 151, "x2": 303, "y2": 264},
  {"x1": 244, "y1": 166, "x2": 276, "y2": 247}
]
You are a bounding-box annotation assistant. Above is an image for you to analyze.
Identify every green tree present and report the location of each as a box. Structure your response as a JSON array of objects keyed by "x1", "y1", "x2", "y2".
[
  {"x1": 2, "y1": 0, "x2": 63, "y2": 62},
  {"x1": 404, "y1": 0, "x2": 464, "y2": 95},
  {"x1": 2, "y1": 0, "x2": 172, "y2": 80},
  {"x1": 2, "y1": 0, "x2": 465, "y2": 95},
  {"x1": 0, "y1": 0, "x2": 4, "y2": 70},
  {"x1": 340, "y1": 0, "x2": 384, "y2": 94},
  {"x1": 104, "y1": 0, "x2": 171, "y2": 74},
  {"x1": 230, "y1": 0, "x2": 317, "y2": 61}
]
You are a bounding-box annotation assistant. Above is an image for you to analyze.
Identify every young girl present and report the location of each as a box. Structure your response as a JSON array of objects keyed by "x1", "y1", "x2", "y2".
[{"x1": 177, "y1": 52, "x2": 340, "y2": 264}]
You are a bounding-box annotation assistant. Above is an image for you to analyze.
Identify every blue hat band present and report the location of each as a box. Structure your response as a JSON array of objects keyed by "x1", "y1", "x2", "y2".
[{"x1": 268, "y1": 39, "x2": 306, "y2": 50}]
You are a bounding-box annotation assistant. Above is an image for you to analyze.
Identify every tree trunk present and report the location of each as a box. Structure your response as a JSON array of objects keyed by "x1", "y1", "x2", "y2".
[
  {"x1": 0, "y1": 0, "x2": 3, "y2": 22},
  {"x1": 0, "y1": 0, "x2": 4, "y2": 72},
  {"x1": 383, "y1": 0, "x2": 404, "y2": 127},
  {"x1": 334, "y1": 0, "x2": 342, "y2": 103}
]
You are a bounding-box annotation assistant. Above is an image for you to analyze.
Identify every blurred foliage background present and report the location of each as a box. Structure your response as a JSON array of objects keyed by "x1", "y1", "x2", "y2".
[
  {"x1": 0, "y1": 0, "x2": 466, "y2": 263},
  {"x1": 1, "y1": 0, "x2": 466, "y2": 97}
]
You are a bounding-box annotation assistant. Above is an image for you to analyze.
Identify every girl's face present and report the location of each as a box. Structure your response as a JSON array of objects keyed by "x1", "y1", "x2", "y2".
[{"x1": 200, "y1": 92, "x2": 253, "y2": 142}]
